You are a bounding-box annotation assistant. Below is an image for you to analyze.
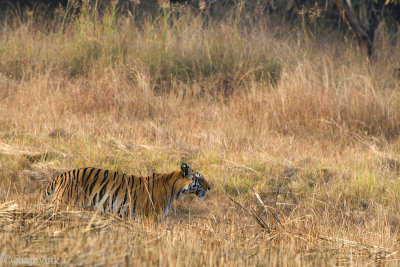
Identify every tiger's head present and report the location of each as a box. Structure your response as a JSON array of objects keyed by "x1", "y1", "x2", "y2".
[{"x1": 180, "y1": 163, "x2": 210, "y2": 200}]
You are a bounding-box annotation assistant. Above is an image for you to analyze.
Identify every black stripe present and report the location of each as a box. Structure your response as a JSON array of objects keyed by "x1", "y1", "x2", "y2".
[
  {"x1": 118, "y1": 209, "x2": 123, "y2": 218},
  {"x1": 122, "y1": 189, "x2": 128, "y2": 206},
  {"x1": 83, "y1": 168, "x2": 95, "y2": 187},
  {"x1": 100, "y1": 170, "x2": 109, "y2": 185},
  {"x1": 92, "y1": 169, "x2": 102, "y2": 184},
  {"x1": 59, "y1": 173, "x2": 67, "y2": 188},
  {"x1": 79, "y1": 168, "x2": 87, "y2": 184},
  {"x1": 74, "y1": 169, "x2": 80, "y2": 196},
  {"x1": 108, "y1": 172, "x2": 119, "y2": 193},
  {"x1": 62, "y1": 172, "x2": 71, "y2": 199},
  {"x1": 112, "y1": 182, "x2": 123, "y2": 203},
  {"x1": 151, "y1": 173, "x2": 155, "y2": 203},
  {"x1": 163, "y1": 179, "x2": 168, "y2": 203},
  {"x1": 114, "y1": 180, "x2": 123, "y2": 196},
  {"x1": 60, "y1": 173, "x2": 67, "y2": 190},
  {"x1": 47, "y1": 177, "x2": 56, "y2": 195},
  {"x1": 170, "y1": 177, "x2": 180, "y2": 200},
  {"x1": 92, "y1": 193, "x2": 98, "y2": 204},
  {"x1": 130, "y1": 175, "x2": 135, "y2": 190},
  {"x1": 124, "y1": 174, "x2": 130, "y2": 190},
  {"x1": 61, "y1": 187, "x2": 66, "y2": 199},
  {"x1": 70, "y1": 169, "x2": 76, "y2": 198},
  {"x1": 133, "y1": 186, "x2": 137, "y2": 215},
  {"x1": 78, "y1": 168, "x2": 88, "y2": 194},
  {"x1": 122, "y1": 174, "x2": 126, "y2": 186},
  {"x1": 67, "y1": 171, "x2": 73, "y2": 200},
  {"x1": 88, "y1": 169, "x2": 101, "y2": 195},
  {"x1": 166, "y1": 171, "x2": 176, "y2": 181},
  {"x1": 99, "y1": 181, "x2": 109, "y2": 200},
  {"x1": 80, "y1": 168, "x2": 88, "y2": 182},
  {"x1": 103, "y1": 196, "x2": 110, "y2": 211},
  {"x1": 52, "y1": 178, "x2": 57, "y2": 192},
  {"x1": 53, "y1": 174, "x2": 62, "y2": 196}
]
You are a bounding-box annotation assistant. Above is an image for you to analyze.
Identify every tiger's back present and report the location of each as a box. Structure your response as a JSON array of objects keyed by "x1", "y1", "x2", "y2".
[{"x1": 45, "y1": 164, "x2": 210, "y2": 220}]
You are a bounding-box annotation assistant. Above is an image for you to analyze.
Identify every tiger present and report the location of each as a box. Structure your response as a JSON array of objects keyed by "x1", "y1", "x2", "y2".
[{"x1": 44, "y1": 163, "x2": 210, "y2": 221}]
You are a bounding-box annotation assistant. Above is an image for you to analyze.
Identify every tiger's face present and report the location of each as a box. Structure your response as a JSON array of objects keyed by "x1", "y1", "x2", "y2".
[{"x1": 181, "y1": 163, "x2": 211, "y2": 199}]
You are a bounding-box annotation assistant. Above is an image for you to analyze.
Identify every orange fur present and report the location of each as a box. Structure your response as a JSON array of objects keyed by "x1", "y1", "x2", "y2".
[{"x1": 45, "y1": 164, "x2": 210, "y2": 220}]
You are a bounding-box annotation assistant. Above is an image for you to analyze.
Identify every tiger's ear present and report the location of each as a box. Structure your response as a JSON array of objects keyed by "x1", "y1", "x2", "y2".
[{"x1": 181, "y1": 163, "x2": 190, "y2": 177}]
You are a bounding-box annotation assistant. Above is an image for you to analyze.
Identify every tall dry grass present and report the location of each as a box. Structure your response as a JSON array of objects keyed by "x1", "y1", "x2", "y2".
[
  {"x1": 1, "y1": 3, "x2": 400, "y2": 266},
  {"x1": 0, "y1": 4, "x2": 399, "y2": 148}
]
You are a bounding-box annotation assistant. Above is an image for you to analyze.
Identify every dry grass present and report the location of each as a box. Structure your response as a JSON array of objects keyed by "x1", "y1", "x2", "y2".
[{"x1": 1, "y1": 3, "x2": 400, "y2": 266}]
